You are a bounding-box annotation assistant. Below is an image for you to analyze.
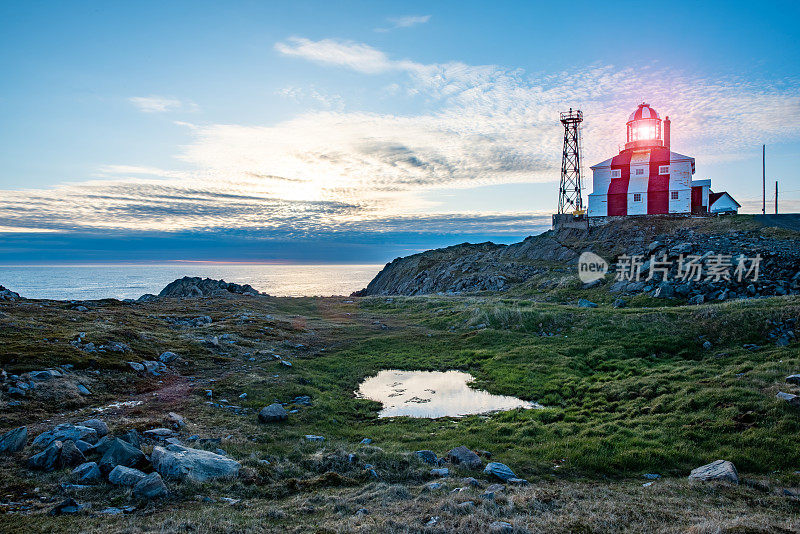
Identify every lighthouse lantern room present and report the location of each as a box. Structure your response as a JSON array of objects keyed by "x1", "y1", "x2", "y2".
[{"x1": 587, "y1": 103, "x2": 737, "y2": 218}]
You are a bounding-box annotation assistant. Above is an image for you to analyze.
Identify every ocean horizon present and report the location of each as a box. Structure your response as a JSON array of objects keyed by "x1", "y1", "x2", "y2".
[{"x1": 0, "y1": 263, "x2": 383, "y2": 300}]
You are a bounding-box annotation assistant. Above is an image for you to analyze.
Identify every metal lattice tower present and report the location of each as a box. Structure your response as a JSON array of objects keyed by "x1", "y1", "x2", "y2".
[{"x1": 558, "y1": 108, "x2": 584, "y2": 214}]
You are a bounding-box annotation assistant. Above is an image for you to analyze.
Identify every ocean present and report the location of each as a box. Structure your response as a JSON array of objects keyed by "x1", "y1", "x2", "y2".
[{"x1": 0, "y1": 264, "x2": 383, "y2": 301}]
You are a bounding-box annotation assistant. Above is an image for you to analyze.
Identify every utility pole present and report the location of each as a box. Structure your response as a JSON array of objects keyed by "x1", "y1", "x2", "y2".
[
  {"x1": 762, "y1": 145, "x2": 766, "y2": 215},
  {"x1": 775, "y1": 180, "x2": 778, "y2": 214}
]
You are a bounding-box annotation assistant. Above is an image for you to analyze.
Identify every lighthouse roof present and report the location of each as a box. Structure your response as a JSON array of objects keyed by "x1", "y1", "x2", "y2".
[{"x1": 628, "y1": 103, "x2": 660, "y2": 122}]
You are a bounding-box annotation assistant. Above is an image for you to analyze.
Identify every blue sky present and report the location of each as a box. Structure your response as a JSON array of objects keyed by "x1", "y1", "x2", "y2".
[{"x1": 1, "y1": 0, "x2": 798, "y2": 263}]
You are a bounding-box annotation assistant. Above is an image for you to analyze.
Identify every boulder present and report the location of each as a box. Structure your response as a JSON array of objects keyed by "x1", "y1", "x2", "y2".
[
  {"x1": 59, "y1": 440, "x2": 86, "y2": 467},
  {"x1": 167, "y1": 412, "x2": 186, "y2": 428},
  {"x1": 108, "y1": 465, "x2": 147, "y2": 486},
  {"x1": 142, "y1": 361, "x2": 167, "y2": 375},
  {"x1": 578, "y1": 298, "x2": 598, "y2": 308},
  {"x1": 483, "y1": 462, "x2": 517, "y2": 481},
  {"x1": 258, "y1": 403, "x2": 288, "y2": 423},
  {"x1": 72, "y1": 462, "x2": 101, "y2": 484},
  {"x1": 27, "y1": 440, "x2": 63, "y2": 471},
  {"x1": 688, "y1": 460, "x2": 738, "y2": 484},
  {"x1": 151, "y1": 444, "x2": 241, "y2": 482},
  {"x1": 32, "y1": 423, "x2": 98, "y2": 449},
  {"x1": 120, "y1": 429, "x2": 142, "y2": 449},
  {"x1": 447, "y1": 446, "x2": 482, "y2": 469},
  {"x1": 489, "y1": 521, "x2": 513, "y2": 533},
  {"x1": 0, "y1": 426, "x2": 27, "y2": 454},
  {"x1": 431, "y1": 468, "x2": 449, "y2": 477},
  {"x1": 128, "y1": 362, "x2": 145, "y2": 372},
  {"x1": 99, "y1": 438, "x2": 146, "y2": 475},
  {"x1": 159, "y1": 351, "x2": 179, "y2": 364},
  {"x1": 786, "y1": 374, "x2": 800, "y2": 385},
  {"x1": 78, "y1": 419, "x2": 109, "y2": 438},
  {"x1": 133, "y1": 472, "x2": 168, "y2": 499}
]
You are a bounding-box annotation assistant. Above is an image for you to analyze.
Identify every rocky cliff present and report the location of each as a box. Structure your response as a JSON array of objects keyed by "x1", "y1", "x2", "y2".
[{"x1": 355, "y1": 216, "x2": 800, "y2": 302}]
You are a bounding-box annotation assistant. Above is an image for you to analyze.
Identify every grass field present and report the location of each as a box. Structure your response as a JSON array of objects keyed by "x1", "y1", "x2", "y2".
[{"x1": 1, "y1": 292, "x2": 799, "y2": 532}]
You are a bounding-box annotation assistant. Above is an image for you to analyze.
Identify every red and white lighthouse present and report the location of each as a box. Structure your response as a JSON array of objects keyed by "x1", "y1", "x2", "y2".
[{"x1": 587, "y1": 103, "x2": 734, "y2": 217}]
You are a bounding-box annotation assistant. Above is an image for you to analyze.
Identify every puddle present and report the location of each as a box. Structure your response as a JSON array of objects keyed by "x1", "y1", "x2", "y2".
[
  {"x1": 92, "y1": 400, "x2": 143, "y2": 412},
  {"x1": 356, "y1": 370, "x2": 541, "y2": 418}
]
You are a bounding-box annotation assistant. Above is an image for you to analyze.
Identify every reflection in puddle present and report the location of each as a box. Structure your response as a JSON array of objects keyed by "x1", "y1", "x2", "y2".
[{"x1": 356, "y1": 370, "x2": 541, "y2": 418}]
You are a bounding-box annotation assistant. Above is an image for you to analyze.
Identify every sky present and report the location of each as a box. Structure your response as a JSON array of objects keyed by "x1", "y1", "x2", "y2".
[{"x1": 1, "y1": 0, "x2": 799, "y2": 264}]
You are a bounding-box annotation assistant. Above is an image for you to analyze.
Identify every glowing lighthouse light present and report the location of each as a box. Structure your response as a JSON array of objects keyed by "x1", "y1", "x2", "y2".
[{"x1": 625, "y1": 102, "x2": 664, "y2": 149}]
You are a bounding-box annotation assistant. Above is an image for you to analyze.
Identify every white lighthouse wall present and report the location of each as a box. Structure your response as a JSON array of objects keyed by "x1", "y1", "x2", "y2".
[
  {"x1": 588, "y1": 160, "x2": 612, "y2": 217},
  {"x1": 626, "y1": 151, "x2": 650, "y2": 215},
  {"x1": 668, "y1": 156, "x2": 693, "y2": 213}
]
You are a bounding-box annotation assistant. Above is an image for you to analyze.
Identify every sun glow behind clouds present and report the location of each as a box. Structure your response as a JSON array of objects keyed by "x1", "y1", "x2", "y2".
[{"x1": 1, "y1": 38, "x2": 799, "y2": 235}]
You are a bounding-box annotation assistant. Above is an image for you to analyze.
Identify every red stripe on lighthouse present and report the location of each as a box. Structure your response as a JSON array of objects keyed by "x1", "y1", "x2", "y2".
[
  {"x1": 608, "y1": 152, "x2": 632, "y2": 216},
  {"x1": 647, "y1": 147, "x2": 670, "y2": 214}
]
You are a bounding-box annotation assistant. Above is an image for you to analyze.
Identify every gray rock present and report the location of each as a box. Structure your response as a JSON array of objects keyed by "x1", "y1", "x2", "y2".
[
  {"x1": 143, "y1": 428, "x2": 174, "y2": 440},
  {"x1": 142, "y1": 361, "x2": 167, "y2": 375},
  {"x1": 108, "y1": 465, "x2": 147, "y2": 486},
  {"x1": 133, "y1": 472, "x2": 168, "y2": 499},
  {"x1": 702, "y1": 340, "x2": 712, "y2": 350},
  {"x1": 653, "y1": 283, "x2": 674, "y2": 298},
  {"x1": 120, "y1": 429, "x2": 142, "y2": 449},
  {"x1": 688, "y1": 294, "x2": 705, "y2": 305},
  {"x1": 72, "y1": 462, "x2": 101, "y2": 484},
  {"x1": 612, "y1": 298, "x2": 626, "y2": 308},
  {"x1": 258, "y1": 403, "x2": 287, "y2": 423},
  {"x1": 447, "y1": 446, "x2": 482, "y2": 469},
  {"x1": 304, "y1": 435, "x2": 324, "y2": 442},
  {"x1": 489, "y1": 521, "x2": 513, "y2": 533},
  {"x1": 79, "y1": 419, "x2": 109, "y2": 438},
  {"x1": 49, "y1": 498, "x2": 82, "y2": 515},
  {"x1": 431, "y1": 468, "x2": 449, "y2": 477},
  {"x1": 77, "y1": 384, "x2": 91, "y2": 395},
  {"x1": 151, "y1": 444, "x2": 241, "y2": 482},
  {"x1": 0, "y1": 426, "x2": 27, "y2": 454},
  {"x1": 32, "y1": 423, "x2": 98, "y2": 449},
  {"x1": 415, "y1": 450, "x2": 437, "y2": 465},
  {"x1": 777, "y1": 391, "x2": 800, "y2": 407},
  {"x1": 483, "y1": 462, "x2": 517, "y2": 481},
  {"x1": 30, "y1": 370, "x2": 57, "y2": 381},
  {"x1": 786, "y1": 374, "x2": 800, "y2": 385},
  {"x1": 159, "y1": 351, "x2": 179, "y2": 363},
  {"x1": 688, "y1": 460, "x2": 738, "y2": 484},
  {"x1": 578, "y1": 298, "x2": 598, "y2": 308},
  {"x1": 99, "y1": 438, "x2": 145, "y2": 475},
  {"x1": 128, "y1": 361, "x2": 145, "y2": 372},
  {"x1": 27, "y1": 440, "x2": 62, "y2": 471},
  {"x1": 167, "y1": 412, "x2": 185, "y2": 428},
  {"x1": 59, "y1": 439, "x2": 86, "y2": 467}
]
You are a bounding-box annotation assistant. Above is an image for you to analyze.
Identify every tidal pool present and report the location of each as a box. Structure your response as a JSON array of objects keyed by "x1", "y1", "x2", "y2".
[{"x1": 356, "y1": 369, "x2": 540, "y2": 418}]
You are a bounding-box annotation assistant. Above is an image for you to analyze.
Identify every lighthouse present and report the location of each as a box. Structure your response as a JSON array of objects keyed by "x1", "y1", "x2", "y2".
[{"x1": 586, "y1": 103, "x2": 738, "y2": 218}]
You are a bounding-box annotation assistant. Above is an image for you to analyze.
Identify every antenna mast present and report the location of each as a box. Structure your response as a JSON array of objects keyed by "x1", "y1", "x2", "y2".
[{"x1": 558, "y1": 108, "x2": 584, "y2": 214}]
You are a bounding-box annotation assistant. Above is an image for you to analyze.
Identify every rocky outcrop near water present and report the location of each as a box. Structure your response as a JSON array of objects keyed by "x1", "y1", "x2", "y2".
[
  {"x1": 0, "y1": 285, "x2": 21, "y2": 301},
  {"x1": 355, "y1": 216, "x2": 800, "y2": 301},
  {"x1": 139, "y1": 277, "x2": 261, "y2": 301}
]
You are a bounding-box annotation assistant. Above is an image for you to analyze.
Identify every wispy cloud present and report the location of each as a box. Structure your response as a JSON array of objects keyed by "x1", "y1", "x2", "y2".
[
  {"x1": 375, "y1": 14, "x2": 431, "y2": 33},
  {"x1": 2, "y1": 38, "x2": 799, "y2": 238},
  {"x1": 129, "y1": 95, "x2": 197, "y2": 113}
]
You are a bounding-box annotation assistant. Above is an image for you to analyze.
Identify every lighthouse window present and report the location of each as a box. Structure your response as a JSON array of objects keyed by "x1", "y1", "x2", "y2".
[
  {"x1": 635, "y1": 168, "x2": 645, "y2": 176},
  {"x1": 634, "y1": 193, "x2": 642, "y2": 202},
  {"x1": 671, "y1": 191, "x2": 679, "y2": 200},
  {"x1": 611, "y1": 169, "x2": 621, "y2": 178},
  {"x1": 659, "y1": 165, "x2": 670, "y2": 175}
]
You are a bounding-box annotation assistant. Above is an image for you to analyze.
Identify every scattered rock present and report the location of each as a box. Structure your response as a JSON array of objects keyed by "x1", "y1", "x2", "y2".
[
  {"x1": 489, "y1": 520, "x2": 513, "y2": 533},
  {"x1": 99, "y1": 438, "x2": 146, "y2": 475},
  {"x1": 72, "y1": 462, "x2": 102, "y2": 485},
  {"x1": 304, "y1": 435, "x2": 324, "y2": 442},
  {"x1": 159, "y1": 351, "x2": 179, "y2": 363},
  {"x1": 27, "y1": 440, "x2": 63, "y2": 471},
  {"x1": 143, "y1": 428, "x2": 174, "y2": 440},
  {"x1": 786, "y1": 374, "x2": 800, "y2": 385},
  {"x1": 702, "y1": 340, "x2": 712, "y2": 350},
  {"x1": 688, "y1": 460, "x2": 739, "y2": 484},
  {"x1": 79, "y1": 419, "x2": 109, "y2": 438},
  {"x1": 258, "y1": 403, "x2": 288, "y2": 423},
  {"x1": 447, "y1": 446, "x2": 482, "y2": 469},
  {"x1": 151, "y1": 444, "x2": 241, "y2": 482},
  {"x1": 32, "y1": 423, "x2": 98, "y2": 449},
  {"x1": 612, "y1": 298, "x2": 626, "y2": 308},
  {"x1": 128, "y1": 362, "x2": 145, "y2": 372},
  {"x1": 431, "y1": 468, "x2": 449, "y2": 477},
  {"x1": 578, "y1": 298, "x2": 598, "y2": 308},
  {"x1": 484, "y1": 462, "x2": 517, "y2": 481},
  {"x1": 415, "y1": 450, "x2": 437, "y2": 465},
  {"x1": 0, "y1": 426, "x2": 27, "y2": 454},
  {"x1": 133, "y1": 472, "x2": 168, "y2": 499},
  {"x1": 167, "y1": 412, "x2": 186, "y2": 429},
  {"x1": 59, "y1": 440, "x2": 86, "y2": 467},
  {"x1": 49, "y1": 498, "x2": 82, "y2": 515},
  {"x1": 777, "y1": 391, "x2": 800, "y2": 407},
  {"x1": 108, "y1": 465, "x2": 147, "y2": 486}
]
